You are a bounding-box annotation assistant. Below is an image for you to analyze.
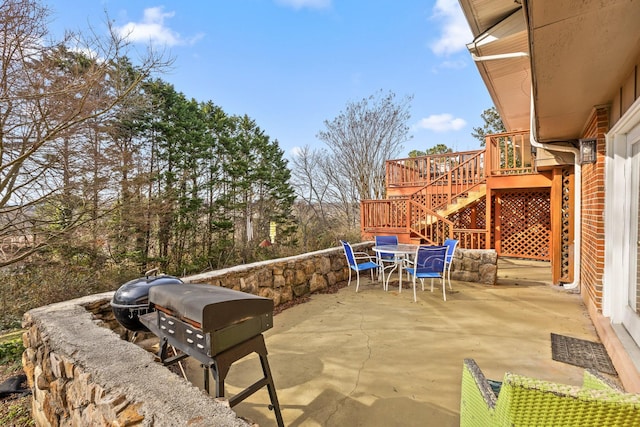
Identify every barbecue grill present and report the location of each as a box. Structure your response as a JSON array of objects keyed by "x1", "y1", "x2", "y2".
[
  {"x1": 138, "y1": 283, "x2": 283, "y2": 426},
  {"x1": 110, "y1": 273, "x2": 183, "y2": 331}
]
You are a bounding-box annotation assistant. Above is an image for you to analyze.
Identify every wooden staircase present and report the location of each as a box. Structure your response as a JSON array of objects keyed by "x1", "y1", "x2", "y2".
[
  {"x1": 436, "y1": 184, "x2": 486, "y2": 218},
  {"x1": 361, "y1": 130, "x2": 541, "y2": 249},
  {"x1": 361, "y1": 149, "x2": 488, "y2": 246},
  {"x1": 361, "y1": 130, "x2": 566, "y2": 283}
]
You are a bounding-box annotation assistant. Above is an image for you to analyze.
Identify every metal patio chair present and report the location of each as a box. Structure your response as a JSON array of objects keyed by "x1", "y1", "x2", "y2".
[
  {"x1": 404, "y1": 245, "x2": 448, "y2": 302},
  {"x1": 374, "y1": 235, "x2": 400, "y2": 287},
  {"x1": 340, "y1": 240, "x2": 381, "y2": 293},
  {"x1": 443, "y1": 238, "x2": 459, "y2": 290}
]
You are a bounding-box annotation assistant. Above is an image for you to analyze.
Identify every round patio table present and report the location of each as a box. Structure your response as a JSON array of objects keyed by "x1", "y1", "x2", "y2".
[{"x1": 372, "y1": 244, "x2": 419, "y2": 292}]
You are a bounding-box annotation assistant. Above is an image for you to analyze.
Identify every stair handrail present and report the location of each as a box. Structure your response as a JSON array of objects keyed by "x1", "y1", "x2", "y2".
[
  {"x1": 408, "y1": 149, "x2": 486, "y2": 212},
  {"x1": 407, "y1": 199, "x2": 454, "y2": 244}
]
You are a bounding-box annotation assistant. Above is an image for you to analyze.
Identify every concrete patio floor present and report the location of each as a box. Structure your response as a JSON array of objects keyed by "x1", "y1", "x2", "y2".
[{"x1": 222, "y1": 259, "x2": 605, "y2": 426}]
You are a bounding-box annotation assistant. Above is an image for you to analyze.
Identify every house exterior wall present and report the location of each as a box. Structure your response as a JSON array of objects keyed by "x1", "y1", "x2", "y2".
[
  {"x1": 589, "y1": 60, "x2": 640, "y2": 392},
  {"x1": 584, "y1": 57, "x2": 639, "y2": 314},
  {"x1": 570, "y1": 47, "x2": 640, "y2": 316},
  {"x1": 580, "y1": 107, "x2": 609, "y2": 313},
  {"x1": 610, "y1": 60, "x2": 640, "y2": 126}
]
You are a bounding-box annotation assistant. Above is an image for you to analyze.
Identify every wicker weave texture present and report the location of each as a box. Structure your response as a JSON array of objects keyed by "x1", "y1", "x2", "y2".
[{"x1": 460, "y1": 359, "x2": 640, "y2": 427}]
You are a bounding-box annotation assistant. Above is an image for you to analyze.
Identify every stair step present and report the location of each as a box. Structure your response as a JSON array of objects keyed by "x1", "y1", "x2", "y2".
[{"x1": 436, "y1": 186, "x2": 487, "y2": 217}]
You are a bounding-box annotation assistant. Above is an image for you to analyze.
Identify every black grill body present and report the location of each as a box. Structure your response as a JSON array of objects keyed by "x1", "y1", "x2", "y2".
[
  {"x1": 148, "y1": 283, "x2": 273, "y2": 357},
  {"x1": 138, "y1": 283, "x2": 283, "y2": 426},
  {"x1": 110, "y1": 275, "x2": 183, "y2": 331}
]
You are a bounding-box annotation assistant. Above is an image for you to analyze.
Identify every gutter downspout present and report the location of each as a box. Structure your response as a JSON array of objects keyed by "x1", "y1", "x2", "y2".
[
  {"x1": 468, "y1": 47, "x2": 581, "y2": 289},
  {"x1": 529, "y1": 96, "x2": 581, "y2": 290}
]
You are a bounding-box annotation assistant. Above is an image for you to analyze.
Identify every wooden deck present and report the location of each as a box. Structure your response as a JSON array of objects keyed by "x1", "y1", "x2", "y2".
[{"x1": 361, "y1": 130, "x2": 574, "y2": 284}]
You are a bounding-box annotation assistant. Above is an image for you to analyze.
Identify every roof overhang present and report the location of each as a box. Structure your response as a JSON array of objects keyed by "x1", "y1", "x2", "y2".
[
  {"x1": 464, "y1": 8, "x2": 531, "y2": 132},
  {"x1": 459, "y1": 0, "x2": 640, "y2": 142}
]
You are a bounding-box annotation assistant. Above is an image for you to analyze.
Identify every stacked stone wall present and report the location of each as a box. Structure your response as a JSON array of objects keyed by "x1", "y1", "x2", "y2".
[
  {"x1": 450, "y1": 249, "x2": 498, "y2": 285},
  {"x1": 22, "y1": 244, "x2": 497, "y2": 426},
  {"x1": 184, "y1": 244, "x2": 498, "y2": 301},
  {"x1": 22, "y1": 294, "x2": 251, "y2": 427},
  {"x1": 182, "y1": 245, "x2": 357, "y2": 305}
]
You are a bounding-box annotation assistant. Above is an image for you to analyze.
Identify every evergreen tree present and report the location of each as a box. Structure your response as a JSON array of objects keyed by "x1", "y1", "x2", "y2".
[
  {"x1": 408, "y1": 144, "x2": 452, "y2": 157},
  {"x1": 471, "y1": 107, "x2": 506, "y2": 146},
  {"x1": 223, "y1": 115, "x2": 296, "y2": 262}
]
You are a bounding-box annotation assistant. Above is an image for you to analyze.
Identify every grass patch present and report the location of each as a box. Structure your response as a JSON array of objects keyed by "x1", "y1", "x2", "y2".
[
  {"x1": 0, "y1": 334, "x2": 31, "y2": 427},
  {"x1": 0, "y1": 400, "x2": 33, "y2": 427},
  {"x1": 0, "y1": 337, "x2": 24, "y2": 366}
]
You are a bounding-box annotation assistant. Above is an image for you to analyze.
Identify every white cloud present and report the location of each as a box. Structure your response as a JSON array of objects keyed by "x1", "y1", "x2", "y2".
[
  {"x1": 431, "y1": 59, "x2": 468, "y2": 73},
  {"x1": 115, "y1": 7, "x2": 203, "y2": 46},
  {"x1": 414, "y1": 114, "x2": 467, "y2": 132},
  {"x1": 430, "y1": 0, "x2": 472, "y2": 56},
  {"x1": 275, "y1": 0, "x2": 331, "y2": 10},
  {"x1": 290, "y1": 146, "x2": 303, "y2": 158}
]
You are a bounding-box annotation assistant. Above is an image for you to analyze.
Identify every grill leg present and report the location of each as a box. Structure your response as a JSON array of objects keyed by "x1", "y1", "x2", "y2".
[
  {"x1": 259, "y1": 351, "x2": 284, "y2": 427},
  {"x1": 210, "y1": 334, "x2": 284, "y2": 427},
  {"x1": 158, "y1": 337, "x2": 169, "y2": 360},
  {"x1": 203, "y1": 363, "x2": 210, "y2": 395}
]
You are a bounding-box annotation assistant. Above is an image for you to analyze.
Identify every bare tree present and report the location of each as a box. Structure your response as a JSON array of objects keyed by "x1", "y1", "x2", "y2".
[
  {"x1": 0, "y1": 0, "x2": 170, "y2": 267},
  {"x1": 290, "y1": 145, "x2": 334, "y2": 249},
  {"x1": 290, "y1": 146, "x2": 329, "y2": 220},
  {"x1": 319, "y1": 154, "x2": 360, "y2": 229},
  {"x1": 317, "y1": 90, "x2": 412, "y2": 202},
  {"x1": 291, "y1": 144, "x2": 368, "y2": 248}
]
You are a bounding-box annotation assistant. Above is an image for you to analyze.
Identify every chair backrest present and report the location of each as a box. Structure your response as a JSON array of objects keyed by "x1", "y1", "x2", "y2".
[
  {"x1": 340, "y1": 240, "x2": 356, "y2": 267},
  {"x1": 414, "y1": 246, "x2": 447, "y2": 273},
  {"x1": 443, "y1": 239, "x2": 459, "y2": 262},
  {"x1": 375, "y1": 235, "x2": 398, "y2": 246},
  {"x1": 375, "y1": 235, "x2": 398, "y2": 258}
]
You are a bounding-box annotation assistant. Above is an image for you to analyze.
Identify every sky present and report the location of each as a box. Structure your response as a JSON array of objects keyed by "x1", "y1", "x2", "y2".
[{"x1": 42, "y1": 0, "x2": 493, "y2": 159}]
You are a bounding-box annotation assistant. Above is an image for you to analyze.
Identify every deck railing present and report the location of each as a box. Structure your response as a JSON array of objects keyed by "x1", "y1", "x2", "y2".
[
  {"x1": 362, "y1": 131, "x2": 532, "y2": 249},
  {"x1": 360, "y1": 198, "x2": 408, "y2": 230},
  {"x1": 453, "y1": 228, "x2": 489, "y2": 250},
  {"x1": 386, "y1": 150, "x2": 485, "y2": 187},
  {"x1": 360, "y1": 199, "x2": 489, "y2": 248},
  {"x1": 486, "y1": 131, "x2": 533, "y2": 175}
]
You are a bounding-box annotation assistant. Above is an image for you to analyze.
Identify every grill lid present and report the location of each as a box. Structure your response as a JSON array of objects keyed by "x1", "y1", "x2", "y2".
[
  {"x1": 110, "y1": 274, "x2": 184, "y2": 331},
  {"x1": 111, "y1": 275, "x2": 183, "y2": 307},
  {"x1": 148, "y1": 283, "x2": 273, "y2": 331}
]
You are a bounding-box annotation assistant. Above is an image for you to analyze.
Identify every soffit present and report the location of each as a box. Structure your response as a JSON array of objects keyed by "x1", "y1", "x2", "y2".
[
  {"x1": 460, "y1": 3, "x2": 531, "y2": 132},
  {"x1": 467, "y1": 10, "x2": 531, "y2": 131},
  {"x1": 527, "y1": 0, "x2": 640, "y2": 142},
  {"x1": 460, "y1": 0, "x2": 640, "y2": 142},
  {"x1": 458, "y1": 0, "x2": 523, "y2": 35}
]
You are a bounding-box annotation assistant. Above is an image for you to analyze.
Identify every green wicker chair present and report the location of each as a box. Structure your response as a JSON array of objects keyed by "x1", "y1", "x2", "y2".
[{"x1": 460, "y1": 358, "x2": 640, "y2": 426}]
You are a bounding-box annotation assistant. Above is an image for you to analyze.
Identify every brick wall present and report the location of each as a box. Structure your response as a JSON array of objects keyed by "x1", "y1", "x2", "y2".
[{"x1": 580, "y1": 107, "x2": 609, "y2": 312}]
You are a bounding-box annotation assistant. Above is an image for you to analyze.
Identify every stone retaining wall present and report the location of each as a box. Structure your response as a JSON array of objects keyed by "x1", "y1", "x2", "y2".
[
  {"x1": 451, "y1": 248, "x2": 498, "y2": 285},
  {"x1": 182, "y1": 244, "x2": 360, "y2": 305},
  {"x1": 22, "y1": 293, "x2": 252, "y2": 427},
  {"x1": 22, "y1": 244, "x2": 496, "y2": 426},
  {"x1": 183, "y1": 245, "x2": 498, "y2": 302}
]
